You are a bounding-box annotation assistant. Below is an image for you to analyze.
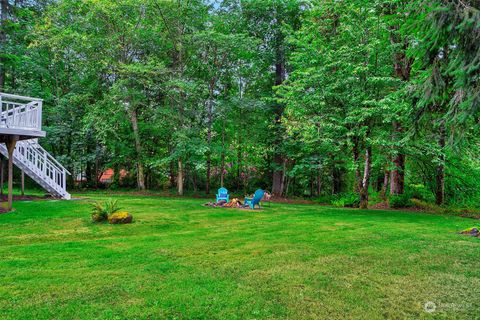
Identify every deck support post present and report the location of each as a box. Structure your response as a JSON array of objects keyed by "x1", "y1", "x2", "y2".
[
  {"x1": 21, "y1": 170, "x2": 24, "y2": 196},
  {"x1": 6, "y1": 135, "x2": 18, "y2": 211},
  {"x1": 0, "y1": 157, "x2": 3, "y2": 195}
]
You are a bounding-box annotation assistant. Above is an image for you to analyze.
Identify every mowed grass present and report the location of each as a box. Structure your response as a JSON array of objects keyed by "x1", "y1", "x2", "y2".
[{"x1": 0, "y1": 194, "x2": 478, "y2": 319}]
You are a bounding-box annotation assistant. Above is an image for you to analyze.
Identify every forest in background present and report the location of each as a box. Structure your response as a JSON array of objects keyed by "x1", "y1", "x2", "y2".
[{"x1": 0, "y1": 0, "x2": 479, "y2": 209}]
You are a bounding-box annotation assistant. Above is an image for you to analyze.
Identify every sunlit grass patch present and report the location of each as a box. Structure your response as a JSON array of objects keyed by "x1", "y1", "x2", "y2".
[{"x1": 0, "y1": 193, "x2": 478, "y2": 319}]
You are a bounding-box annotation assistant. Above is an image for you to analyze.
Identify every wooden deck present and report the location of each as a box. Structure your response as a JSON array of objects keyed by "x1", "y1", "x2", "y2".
[{"x1": 0, "y1": 92, "x2": 70, "y2": 206}]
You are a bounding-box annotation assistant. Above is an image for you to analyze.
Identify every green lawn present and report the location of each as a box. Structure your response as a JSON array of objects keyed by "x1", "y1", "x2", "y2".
[{"x1": 0, "y1": 194, "x2": 478, "y2": 319}]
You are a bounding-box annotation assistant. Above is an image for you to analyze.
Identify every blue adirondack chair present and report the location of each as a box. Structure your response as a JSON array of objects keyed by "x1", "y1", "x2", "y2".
[
  {"x1": 244, "y1": 189, "x2": 265, "y2": 209},
  {"x1": 216, "y1": 187, "x2": 230, "y2": 203}
]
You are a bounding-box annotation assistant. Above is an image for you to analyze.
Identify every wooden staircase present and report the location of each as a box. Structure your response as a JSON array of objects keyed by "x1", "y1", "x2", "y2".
[{"x1": 0, "y1": 93, "x2": 70, "y2": 199}]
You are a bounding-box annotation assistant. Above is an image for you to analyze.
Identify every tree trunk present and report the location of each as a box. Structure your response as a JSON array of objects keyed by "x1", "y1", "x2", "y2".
[
  {"x1": 272, "y1": 154, "x2": 284, "y2": 197},
  {"x1": 191, "y1": 164, "x2": 198, "y2": 193},
  {"x1": 129, "y1": 107, "x2": 145, "y2": 190},
  {"x1": 177, "y1": 158, "x2": 184, "y2": 196},
  {"x1": 436, "y1": 120, "x2": 446, "y2": 205},
  {"x1": 280, "y1": 158, "x2": 287, "y2": 197},
  {"x1": 21, "y1": 171, "x2": 24, "y2": 196},
  {"x1": 310, "y1": 174, "x2": 314, "y2": 197},
  {"x1": 352, "y1": 137, "x2": 362, "y2": 193},
  {"x1": 380, "y1": 167, "x2": 389, "y2": 199},
  {"x1": 271, "y1": 25, "x2": 286, "y2": 197},
  {"x1": 375, "y1": 171, "x2": 382, "y2": 192},
  {"x1": 0, "y1": 157, "x2": 4, "y2": 195},
  {"x1": 220, "y1": 120, "x2": 225, "y2": 187},
  {"x1": 112, "y1": 163, "x2": 120, "y2": 187},
  {"x1": 169, "y1": 159, "x2": 175, "y2": 189},
  {"x1": 388, "y1": 19, "x2": 412, "y2": 196},
  {"x1": 316, "y1": 164, "x2": 322, "y2": 196},
  {"x1": 237, "y1": 134, "x2": 242, "y2": 191},
  {"x1": 166, "y1": 23, "x2": 186, "y2": 195},
  {"x1": 284, "y1": 175, "x2": 290, "y2": 197},
  {"x1": 329, "y1": 154, "x2": 341, "y2": 195},
  {"x1": 390, "y1": 153, "x2": 405, "y2": 195},
  {"x1": 331, "y1": 166, "x2": 335, "y2": 195},
  {"x1": 205, "y1": 151, "x2": 211, "y2": 194},
  {"x1": 359, "y1": 146, "x2": 372, "y2": 209},
  {"x1": 205, "y1": 99, "x2": 213, "y2": 195},
  {"x1": 390, "y1": 122, "x2": 405, "y2": 195}
]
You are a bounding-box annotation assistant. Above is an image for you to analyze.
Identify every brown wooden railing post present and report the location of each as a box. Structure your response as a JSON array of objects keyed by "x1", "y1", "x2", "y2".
[{"x1": 7, "y1": 135, "x2": 18, "y2": 211}]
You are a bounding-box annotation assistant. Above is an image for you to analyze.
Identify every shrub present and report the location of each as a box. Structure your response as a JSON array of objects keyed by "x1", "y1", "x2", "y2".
[
  {"x1": 332, "y1": 193, "x2": 360, "y2": 208},
  {"x1": 409, "y1": 184, "x2": 434, "y2": 202},
  {"x1": 367, "y1": 191, "x2": 385, "y2": 206},
  {"x1": 91, "y1": 199, "x2": 121, "y2": 222},
  {"x1": 316, "y1": 195, "x2": 337, "y2": 204},
  {"x1": 389, "y1": 194, "x2": 413, "y2": 208}
]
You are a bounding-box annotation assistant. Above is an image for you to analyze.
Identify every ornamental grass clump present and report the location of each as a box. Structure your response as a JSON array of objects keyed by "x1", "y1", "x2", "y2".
[{"x1": 91, "y1": 199, "x2": 120, "y2": 222}]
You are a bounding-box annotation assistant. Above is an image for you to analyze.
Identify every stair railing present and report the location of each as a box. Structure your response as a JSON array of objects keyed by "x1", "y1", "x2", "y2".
[{"x1": 14, "y1": 140, "x2": 70, "y2": 195}]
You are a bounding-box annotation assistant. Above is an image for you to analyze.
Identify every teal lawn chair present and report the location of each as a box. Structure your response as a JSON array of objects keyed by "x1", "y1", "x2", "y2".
[
  {"x1": 216, "y1": 187, "x2": 230, "y2": 203},
  {"x1": 244, "y1": 189, "x2": 265, "y2": 209}
]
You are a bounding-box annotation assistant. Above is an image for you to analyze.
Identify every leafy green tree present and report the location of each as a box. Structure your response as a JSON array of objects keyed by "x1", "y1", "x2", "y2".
[
  {"x1": 280, "y1": 0, "x2": 396, "y2": 207},
  {"x1": 408, "y1": 0, "x2": 480, "y2": 204}
]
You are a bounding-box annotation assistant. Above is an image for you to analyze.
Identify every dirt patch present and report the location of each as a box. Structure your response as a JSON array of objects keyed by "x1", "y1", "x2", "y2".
[
  {"x1": 0, "y1": 194, "x2": 52, "y2": 201},
  {"x1": 369, "y1": 201, "x2": 433, "y2": 213},
  {"x1": 0, "y1": 194, "x2": 53, "y2": 214},
  {"x1": 267, "y1": 197, "x2": 316, "y2": 205},
  {"x1": 369, "y1": 202, "x2": 389, "y2": 210}
]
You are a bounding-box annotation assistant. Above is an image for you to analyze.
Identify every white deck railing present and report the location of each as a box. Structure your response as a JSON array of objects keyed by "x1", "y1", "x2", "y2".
[{"x1": 0, "y1": 93, "x2": 43, "y2": 131}]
